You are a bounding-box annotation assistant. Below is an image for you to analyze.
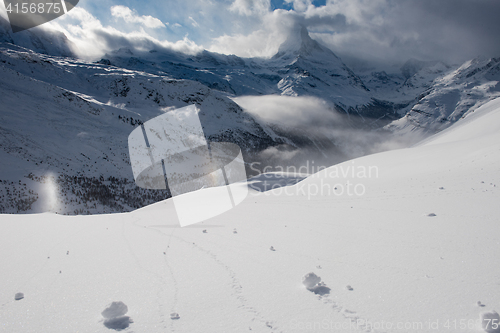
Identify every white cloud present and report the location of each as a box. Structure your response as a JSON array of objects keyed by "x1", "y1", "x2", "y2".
[
  {"x1": 232, "y1": 94, "x2": 413, "y2": 164},
  {"x1": 47, "y1": 7, "x2": 202, "y2": 60},
  {"x1": 209, "y1": 9, "x2": 297, "y2": 57},
  {"x1": 210, "y1": 29, "x2": 281, "y2": 58},
  {"x1": 110, "y1": 5, "x2": 165, "y2": 29},
  {"x1": 188, "y1": 16, "x2": 199, "y2": 28},
  {"x1": 166, "y1": 22, "x2": 182, "y2": 28},
  {"x1": 232, "y1": 95, "x2": 340, "y2": 128},
  {"x1": 229, "y1": 0, "x2": 270, "y2": 16},
  {"x1": 285, "y1": 0, "x2": 313, "y2": 13}
]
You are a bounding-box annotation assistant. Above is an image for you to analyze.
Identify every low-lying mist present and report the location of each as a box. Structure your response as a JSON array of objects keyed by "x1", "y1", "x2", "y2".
[{"x1": 232, "y1": 95, "x2": 419, "y2": 175}]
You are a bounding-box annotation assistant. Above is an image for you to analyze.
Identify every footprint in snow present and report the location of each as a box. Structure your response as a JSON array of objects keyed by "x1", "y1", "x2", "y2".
[
  {"x1": 311, "y1": 283, "x2": 331, "y2": 296},
  {"x1": 302, "y1": 272, "x2": 331, "y2": 296},
  {"x1": 102, "y1": 301, "x2": 133, "y2": 331}
]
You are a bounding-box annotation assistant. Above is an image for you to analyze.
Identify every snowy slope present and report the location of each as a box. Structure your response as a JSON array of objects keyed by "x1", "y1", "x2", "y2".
[
  {"x1": 1, "y1": 98, "x2": 499, "y2": 332},
  {"x1": 361, "y1": 59, "x2": 451, "y2": 104},
  {"x1": 0, "y1": 44, "x2": 280, "y2": 214},
  {"x1": 386, "y1": 57, "x2": 500, "y2": 137}
]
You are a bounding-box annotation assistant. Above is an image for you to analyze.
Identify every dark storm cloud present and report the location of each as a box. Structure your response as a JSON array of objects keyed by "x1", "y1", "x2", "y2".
[
  {"x1": 306, "y1": 0, "x2": 500, "y2": 68},
  {"x1": 391, "y1": 0, "x2": 500, "y2": 61}
]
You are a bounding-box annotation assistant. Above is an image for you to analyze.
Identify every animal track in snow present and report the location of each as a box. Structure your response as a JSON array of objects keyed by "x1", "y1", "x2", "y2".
[
  {"x1": 170, "y1": 234, "x2": 279, "y2": 331},
  {"x1": 302, "y1": 273, "x2": 383, "y2": 332}
]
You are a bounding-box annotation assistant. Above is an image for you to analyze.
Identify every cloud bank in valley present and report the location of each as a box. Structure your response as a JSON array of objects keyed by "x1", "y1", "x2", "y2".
[{"x1": 232, "y1": 95, "x2": 416, "y2": 169}]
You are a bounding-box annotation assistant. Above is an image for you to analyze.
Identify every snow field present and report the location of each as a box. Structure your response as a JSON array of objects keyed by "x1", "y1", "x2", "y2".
[{"x1": 0, "y1": 98, "x2": 499, "y2": 332}]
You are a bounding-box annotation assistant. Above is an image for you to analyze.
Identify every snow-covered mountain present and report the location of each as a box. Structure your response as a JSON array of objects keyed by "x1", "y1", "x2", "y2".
[
  {"x1": 0, "y1": 43, "x2": 284, "y2": 214},
  {"x1": 99, "y1": 26, "x2": 500, "y2": 134},
  {"x1": 361, "y1": 59, "x2": 451, "y2": 102},
  {"x1": 99, "y1": 26, "x2": 404, "y2": 123},
  {"x1": 267, "y1": 25, "x2": 371, "y2": 109},
  {"x1": 1, "y1": 20, "x2": 500, "y2": 215},
  {"x1": 0, "y1": 24, "x2": 407, "y2": 215},
  {"x1": 387, "y1": 56, "x2": 500, "y2": 137}
]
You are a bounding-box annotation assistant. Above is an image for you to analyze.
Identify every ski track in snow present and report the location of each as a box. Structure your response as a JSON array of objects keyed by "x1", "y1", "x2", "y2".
[
  {"x1": 132, "y1": 219, "x2": 280, "y2": 332},
  {"x1": 170, "y1": 234, "x2": 280, "y2": 332},
  {"x1": 129, "y1": 219, "x2": 181, "y2": 331},
  {"x1": 157, "y1": 225, "x2": 181, "y2": 332},
  {"x1": 162, "y1": 228, "x2": 181, "y2": 332},
  {"x1": 122, "y1": 219, "x2": 174, "y2": 331}
]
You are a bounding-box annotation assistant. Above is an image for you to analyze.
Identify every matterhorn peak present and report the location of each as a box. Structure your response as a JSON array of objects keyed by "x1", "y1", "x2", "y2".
[{"x1": 273, "y1": 24, "x2": 336, "y2": 60}]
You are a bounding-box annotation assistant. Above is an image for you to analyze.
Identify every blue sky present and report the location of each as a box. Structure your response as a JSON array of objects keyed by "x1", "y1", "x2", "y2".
[
  {"x1": 270, "y1": 0, "x2": 328, "y2": 11},
  {"x1": 2, "y1": 0, "x2": 499, "y2": 67}
]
